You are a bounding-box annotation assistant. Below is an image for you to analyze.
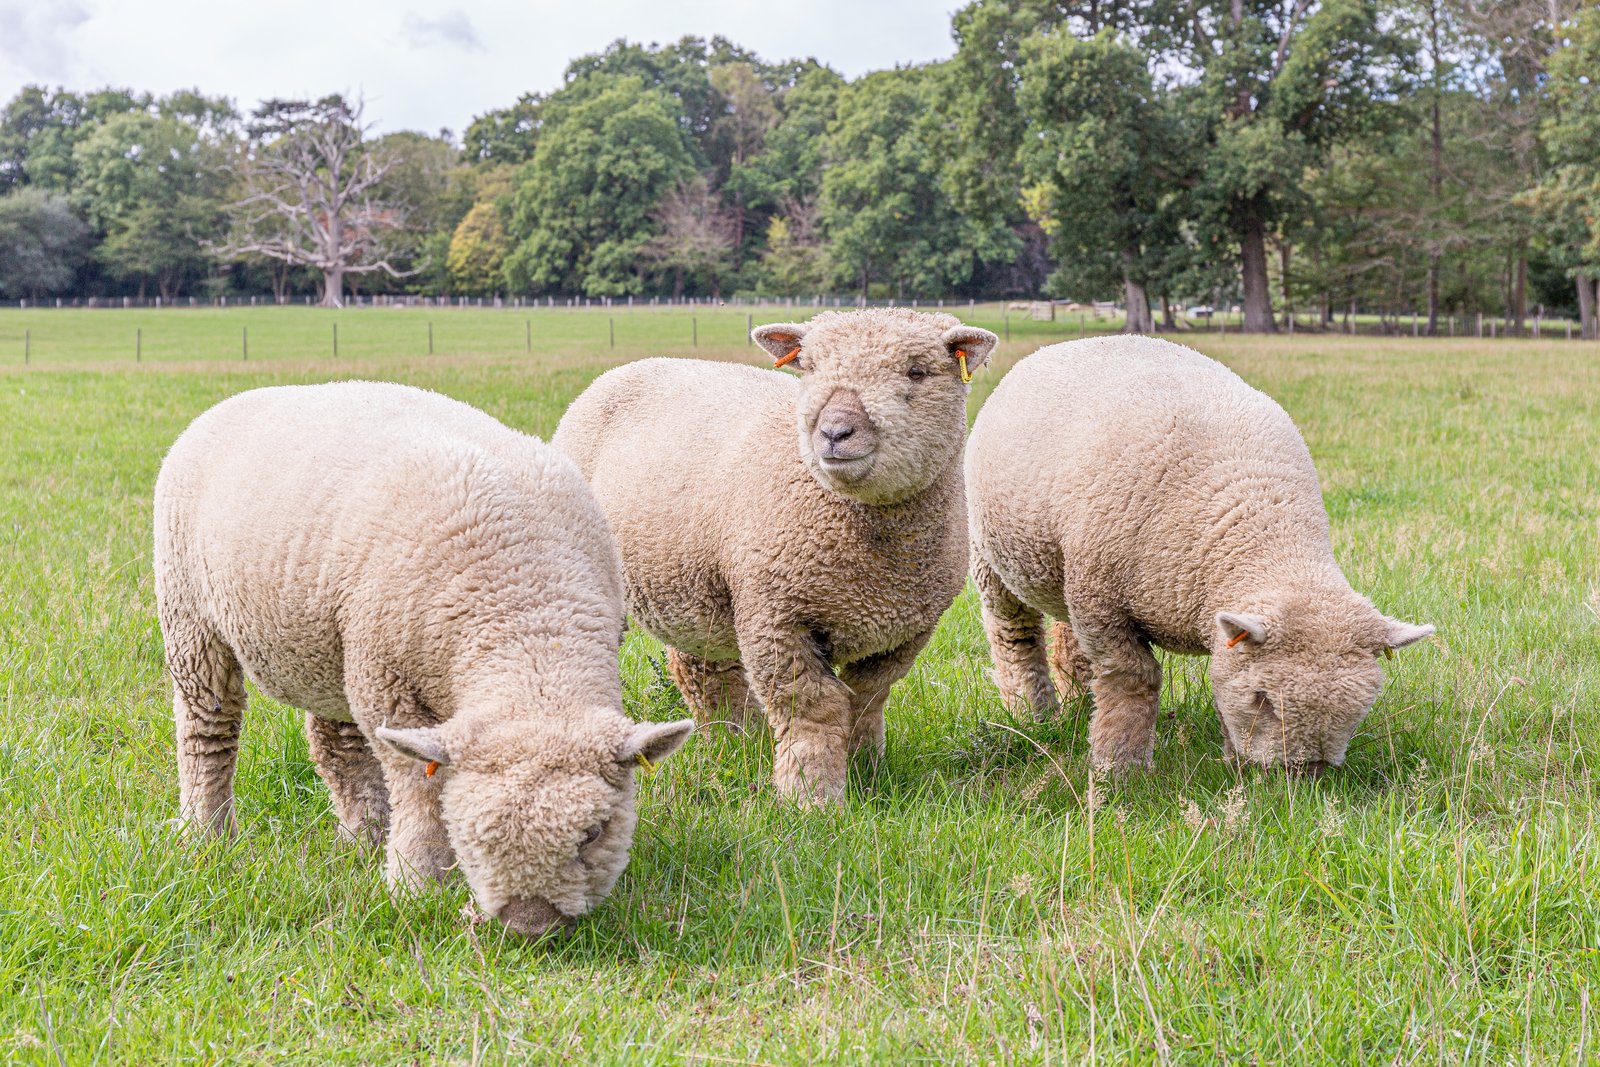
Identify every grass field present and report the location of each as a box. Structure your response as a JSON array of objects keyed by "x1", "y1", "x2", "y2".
[{"x1": 1, "y1": 308, "x2": 1596, "y2": 1064}]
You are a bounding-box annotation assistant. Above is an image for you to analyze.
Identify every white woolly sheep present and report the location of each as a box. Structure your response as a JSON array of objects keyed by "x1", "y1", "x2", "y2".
[
  {"x1": 966, "y1": 336, "x2": 1433, "y2": 772},
  {"x1": 153, "y1": 381, "x2": 692, "y2": 937},
  {"x1": 553, "y1": 309, "x2": 998, "y2": 802}
]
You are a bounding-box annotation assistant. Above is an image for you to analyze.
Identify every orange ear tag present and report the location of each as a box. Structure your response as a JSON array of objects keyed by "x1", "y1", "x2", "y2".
[
  {"x1": 773, "y1": 347, "x2": 800, "y2": 369},
  {"x1": 1225, "y1": 631, "x2": 1249, "y2": 649},
  {"x1": 955, "y1": 349, "x2": 972, "y2": 384},
  {"x1": 424, "y1": 760, "x2": 440, "y2": 778}
]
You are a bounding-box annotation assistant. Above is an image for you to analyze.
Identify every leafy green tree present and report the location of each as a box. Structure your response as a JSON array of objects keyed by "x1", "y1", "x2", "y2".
[
  {"x1": 1525, "y1": 4, "x2": 1600, "y2": 337},
  {"x1": 1146, "y1": 0, "x2": 1413, "y2": 331},
  {"x1": 820, "y1": 67, "x2": 1012, "y2": 300},
  {"x1": 72, "y1": 111, "x2": 227, "y2": 298},
  {"x1": 463, "y1": 94, "x2": 543, "y2": 166},
  {"x1": 502, "y1": 74, "x2": 694, "y2": 297},
  {"x1": 0, "y1": 188, "x2": 91, "y2": 297},
  {"x1": 1018, "y1": 31, "x2": 1193, "y2": 330}
]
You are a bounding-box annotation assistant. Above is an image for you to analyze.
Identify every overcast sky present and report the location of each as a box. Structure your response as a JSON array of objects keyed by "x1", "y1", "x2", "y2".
[{"x1": 0, "y1": 0, "x2": 961, "y2": 136}]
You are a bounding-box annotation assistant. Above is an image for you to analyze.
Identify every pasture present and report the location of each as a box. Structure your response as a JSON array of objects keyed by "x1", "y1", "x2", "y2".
[{"x1": 0, "y1": 307, "x2": 1596, "y2": 1064}]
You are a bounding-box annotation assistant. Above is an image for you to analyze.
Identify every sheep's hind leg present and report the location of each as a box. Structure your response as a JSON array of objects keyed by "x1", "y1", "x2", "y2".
[
  {"x1": 666, "y1": 648, "x2": 761, "y2": 734},
  {"x1": 305, "y1": 714, "x2": 390, "y2": 848},
  {"x1": 1072, "y1": 613, "x2": 1161, "y2": 772},
  {"x1": 166, "y1": 619, "x2": 248, "y2": 837},
  {"x1": 1048, "y1": 620, "x2": 1094, "y2": 700},
  {"x1": 974, "y1": 555, "x2": 1060, "y2": 719}
]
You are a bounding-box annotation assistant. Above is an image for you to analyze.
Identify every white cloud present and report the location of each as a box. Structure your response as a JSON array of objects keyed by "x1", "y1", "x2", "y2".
[
  {"x1": 401, "y1": 10, "x2": 484, "y2": 53},
  {"x1": 0, "y1": 0, "x2": 92, "y2": 82}
]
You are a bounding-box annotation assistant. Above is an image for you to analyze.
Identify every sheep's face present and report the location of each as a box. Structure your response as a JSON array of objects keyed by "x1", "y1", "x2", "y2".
[
  {"x1": 377, "y1": 716, "x2": 692, "y2": 938},
  {"x1": 1207, "y1": 592, "x2": 1433, "y2": 772},
  {"x1": 753, "y1": 311, "x2": 999, "y2": 507}
]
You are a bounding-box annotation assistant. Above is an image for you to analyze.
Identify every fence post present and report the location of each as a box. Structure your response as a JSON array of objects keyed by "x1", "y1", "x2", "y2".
[
  {"x1": 428, "y1": 321, "x2": 434, "y2": 355},
  {"x1": 692, "y1": 317, "x2": 698, "y2": 347},
  {"x1": 526, "y1": 320, "x2": 531, "y2": 353},
  {"x1": 747, "y1": 313, "x2": 753, "y2": 343},
  {"x1": 609, "y1": 318, "x2": 615, "y2": 349},
  {"x1": 1004, "y1": 308, "x2": 1010, "y2": 342}
]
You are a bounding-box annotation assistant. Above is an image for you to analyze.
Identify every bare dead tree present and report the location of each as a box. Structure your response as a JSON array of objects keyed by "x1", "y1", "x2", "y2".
[
  {"x1": 217, "y1": 96, "x2": 412, "y2": 307},
  {"x1": 643, "y1": 177, "x2": 736, "y2": 300}
]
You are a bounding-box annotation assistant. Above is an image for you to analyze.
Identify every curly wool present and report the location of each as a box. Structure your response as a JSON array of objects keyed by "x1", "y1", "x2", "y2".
[
  {"x1": 966, "y1": 336, "x2": 1433, "y2": 771},
  {"x1": 554, "y1": 309, "x2": 998, "y2": 802},
  {"x1": 154, "y1": 381, "x2": 690, "y2": 936}
]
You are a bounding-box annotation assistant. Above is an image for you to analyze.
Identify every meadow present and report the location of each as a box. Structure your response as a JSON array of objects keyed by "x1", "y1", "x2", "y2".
[{"x1": 0, "y1": 306, "x2": 1596, "y2": 1064}]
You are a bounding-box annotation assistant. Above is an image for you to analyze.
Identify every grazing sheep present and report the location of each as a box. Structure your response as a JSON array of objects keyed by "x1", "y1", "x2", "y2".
[
  {"x1": 966, "y1": 337, "x2": 1433, "y2": 772},
  {"x1": 553, "y1": 309, "x2": 998, "y2": 802},
  {"x1": 154, "y1": 381, "x2": 692, "y2": 937}
]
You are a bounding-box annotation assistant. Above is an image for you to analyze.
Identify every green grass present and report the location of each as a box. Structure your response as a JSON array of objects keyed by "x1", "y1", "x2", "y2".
[{"x1": 1, "y1": 309, "x2": 1597, "y2": 1064}]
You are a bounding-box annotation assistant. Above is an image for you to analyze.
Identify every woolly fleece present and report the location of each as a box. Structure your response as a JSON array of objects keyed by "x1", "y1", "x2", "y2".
[
  {"x1": 153, "y1": 381, "x2": 692, "y2": 936},
  {"x1": 553, "y1": 309, "x2": 998, "y2": 801},
  {"x1": 966, "y1": 337, "x2": 1433, "y2": 772}
]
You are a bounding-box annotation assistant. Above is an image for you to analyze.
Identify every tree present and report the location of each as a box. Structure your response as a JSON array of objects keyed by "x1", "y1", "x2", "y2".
[
  {"x1": 1148, "y1": 0, "x2": 1413, "y2": 331},
  {"x1": 642, "y1": 176, "x2": 736, "y2": 298},
  {"x1": 0, "y1": 188, "x2": 90, "y2": 297},
  {"x1": 1018, "y1": 31, "x2": 1193, "y2": 330},
  {"x1": 218, "y1": 96, "x2": 412, "y2": 307},
  {"x1": 502, "y1": 74, "x2": 694, "y2": 297},
  {"x1": 463, "y1": 94, "x2": 543, "y2": 166},
  {"x1": 72, "y1": 111, "x2": 228, "y2": 298},
  {"x1": 821, "y1": 67, "x2": 1012, "y2": 300},
  {"x1": 446, "y1": 168, "x2": 514, "y2": 295},
  {"x1": 1525, "y1": 3, "x2": 1600, "y2": 337},
  {"x1": 707, "y1": 62, "x2": 779, "y2": 257},
  {"x1": 759, "y1": 202, "x2": 831, "y2": 296}
]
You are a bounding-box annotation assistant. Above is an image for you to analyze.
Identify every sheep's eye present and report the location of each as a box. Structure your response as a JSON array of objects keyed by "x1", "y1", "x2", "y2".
[
  {"x1": 907, "y1": 366, "x2": 929, "y2": 382},
  {"x1": 580, "y1": 823, "x2": 604, "y2": 847}
]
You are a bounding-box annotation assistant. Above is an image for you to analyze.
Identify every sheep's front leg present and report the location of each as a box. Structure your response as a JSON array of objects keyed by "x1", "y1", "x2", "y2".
[
  {"x1": 349, "y1": 672, "x2": 453, "y2": 889},
  {"x1": 974, "y1": 554, "x2": 1060, "y2": 719},
  {"x1": 741, "y1": 625, "x2": 853, "y2": 804},
  {"x1": 837, "y1": 631, "x2": 932, "y2": 760},
  {"x1": 305, "y1": 714, "x2": 390, "y2": 847},
  {"x1": 1071, "y1": 610, "x2": 1161, "y2": 772},
  {"x1": 666, "y1": 648, "x2": 761, "y2": 734}
]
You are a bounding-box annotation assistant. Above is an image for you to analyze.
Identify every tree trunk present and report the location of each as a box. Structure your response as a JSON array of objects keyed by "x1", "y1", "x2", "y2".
[
  {"x1": 1239, "y1": 209, "x2": 1277, "y2": 332},
  {"x1": 1121, "y1": 252, "x2": 1153, "y2": 333},
  {"x1": 1512, "y1": 249, "x2": 1527, "y2": 335},
  {"x1": 1580, "y1": 274, "x2": 1598, "y2": 341},
  {"x1": 321, "y1": 267, "x2": 344, "y2": 308},
  {"x1": 1161, "y1": 294, "x2": 1177, "y2": 331},
  {"x1": 672, "y1": 266, "x2": 684, "y2": 301},
  {"x1": 1279, "y1": 240, "x2": 1292, "y2": 329}
]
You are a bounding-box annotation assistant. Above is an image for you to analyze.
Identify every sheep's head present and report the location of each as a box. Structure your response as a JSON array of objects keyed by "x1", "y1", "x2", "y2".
[
  {"x1": 1207, "y1": 590, "x2": 1433, "y2": 772},
  {"x1": 753, "y1": 310, "x2": 999, "y2": 506},
  {"x1": 376, "y1": 715, "x2": 693, "y2": 938}
]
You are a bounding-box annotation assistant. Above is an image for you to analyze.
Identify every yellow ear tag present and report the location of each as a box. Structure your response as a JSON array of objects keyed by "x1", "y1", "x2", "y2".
[
  {"x1": 956, "y1": 349, "x2": 972, "y2": 384},
  {"x1": 635, "y1": 752, "x2": 656, "y2": 774},
  {"x1": 1382, "y1": 647, "x2": 1394, "y2": 660}
]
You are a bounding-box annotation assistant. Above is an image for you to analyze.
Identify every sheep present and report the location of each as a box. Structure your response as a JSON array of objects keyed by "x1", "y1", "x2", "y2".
[
  {"x1": 966, "y1": 336, "x2": 1433, "y2": 773},
  {"x1": 153, "y1": 381, "x2": 693, "y2": 937},
  {"x1": 553, "y1": 309, "x2": 998, "y2": 802}
]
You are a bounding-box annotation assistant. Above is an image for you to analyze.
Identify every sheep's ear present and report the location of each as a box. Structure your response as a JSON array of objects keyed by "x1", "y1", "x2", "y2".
[
  {"x1": 942, "y1": 325, "x2": 999, "y2": 371},
  {"x1": 1217, "y1": 611, "x2": 1270, "y2": 649},
  {"x1": 752, "y1": 323, "x2": 809, "y2": 368},
  {"x1": 1382, "y1": 618, "x2": 1435, "y2": 651},
  {"x1": 619, "y1": 719, "x2": 695, "y2": 768},
  {"x1": 376, "y1": 725, "x2": 451, "y2": 767}
]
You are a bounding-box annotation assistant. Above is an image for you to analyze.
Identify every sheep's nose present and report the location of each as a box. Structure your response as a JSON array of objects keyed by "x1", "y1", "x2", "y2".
[
  {"x1": 819, "y1": 420, "x2": 855, "y2": 444},
  {"x1": 496, "y1": 896, "x2": 573, "y2": 939}
]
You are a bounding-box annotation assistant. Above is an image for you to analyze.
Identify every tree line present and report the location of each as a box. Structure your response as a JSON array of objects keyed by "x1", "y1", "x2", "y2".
[{"x1": 1, "y1": 0, "x2": 1597, "y2": 336}]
